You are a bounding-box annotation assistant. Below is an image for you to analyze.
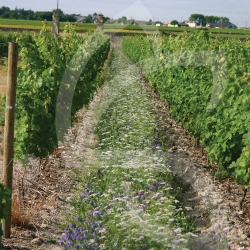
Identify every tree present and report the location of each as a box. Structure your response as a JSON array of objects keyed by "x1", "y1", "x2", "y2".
[
  {"x1": 52, "y1": 8, "x2": 64, "y2": 15},
  {"x1": 145, "y1": 19, "x2": 152, "y2": 25},
  {"x1": 34, "y1": 11, "x2": 53, "y2": 21},
  {"x1": 204, "y1": 15, "x2": 220, "y2": 24},
  {"x1": 191, "y1": 14, "x2": 230, "y2": 26},
  {"x1": 83, "y1": 14, "x2": 92, "y2": 23},
  {"x1": 170, "y1": 20, "x2": 178, "y2": 25},
  {"x1": 0, "y1": 6, "x2": 10, "y2": 15},
  {"x1": 103, "y1": 16, "x2": 110, "y2": 23},
  {"x1": 220, "y1": 16, "x2": 230, "y2": 23},
  {"x1": 117, "y1": 16, "x2": 128, "y2": 24},
  {"x1": 189, "y1": 14, "x2": 206, "y2": 26}
]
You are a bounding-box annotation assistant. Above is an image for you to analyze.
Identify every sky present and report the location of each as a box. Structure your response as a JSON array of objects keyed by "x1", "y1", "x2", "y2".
[{"x1": 2, "y1": 0, "x2": 250, "y2": 27}]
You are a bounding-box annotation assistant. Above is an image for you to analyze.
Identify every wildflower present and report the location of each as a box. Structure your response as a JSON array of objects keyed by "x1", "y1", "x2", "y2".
[{"x1": 76, "y1": 216, "x2": 82, "y2": 221}]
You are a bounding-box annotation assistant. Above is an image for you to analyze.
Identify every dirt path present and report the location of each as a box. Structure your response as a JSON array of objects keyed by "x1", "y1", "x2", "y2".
[{"x1": 1, "y1": 47, "x2": 249, "y2": 249}]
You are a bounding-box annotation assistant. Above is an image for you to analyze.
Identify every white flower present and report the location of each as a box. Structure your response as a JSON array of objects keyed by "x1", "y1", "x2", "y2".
[{"x1": 173, "y1": 228, "x2": 182, "y2": 233}]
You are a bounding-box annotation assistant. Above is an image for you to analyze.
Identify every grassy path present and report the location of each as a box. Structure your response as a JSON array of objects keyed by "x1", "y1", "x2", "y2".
[{"x1": 58, "y1": 49, "x2": 230, "y2": 250}]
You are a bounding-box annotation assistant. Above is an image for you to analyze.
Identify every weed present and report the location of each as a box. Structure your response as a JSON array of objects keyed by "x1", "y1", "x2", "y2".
[
  {"x1": 48, "y1": 236, "x2": 57, "y2": 244},
  {"x1": 11, "y1": 172, "x2": 43, "y2": 227},
  {"x1": 204, "y1": 201, "x2": 214, "y2": 217},
  {"x1": 59, "y1": 49, "x2": 198, "y2": 249}
]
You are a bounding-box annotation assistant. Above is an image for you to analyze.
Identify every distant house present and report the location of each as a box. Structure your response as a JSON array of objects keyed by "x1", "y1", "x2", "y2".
[
  {"x1": 178, "y1": 22, "x2": 189, "y2": 27},
  {"x1": 75, "y1": 15, "x2": 87, "y2": 22},
  {"x1": 134, "y1": 20, "x2": 146, "y2": 25},
  {"x1": 168, "y1": 24, "x2": 178, "y2": 27},
  {"x1": 184, "y1": 20, "x2": 199, "y2": 27},
  {"x1": 162, "y1": 22, "x2": 169, "y2": 26},
  {"x1": 156, "y1": 22, "x2": 163, "y2": 26},
  {"x1": 92, "y1": 14, "x2": 98, "y2": 22},
  {"x1": 206, "y1": 22, "x2": 237, "y2": 28}
]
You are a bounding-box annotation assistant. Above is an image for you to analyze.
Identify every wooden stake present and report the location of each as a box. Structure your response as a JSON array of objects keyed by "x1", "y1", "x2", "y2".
[{"x1": 2, "y1": 42, "x2": 18, "y2": 238}]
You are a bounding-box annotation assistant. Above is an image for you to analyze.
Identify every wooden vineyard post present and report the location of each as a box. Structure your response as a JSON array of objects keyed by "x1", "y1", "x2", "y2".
[
  {"x1": 97, "y1": 14, "x2": 104, "y2": 30},
  {"x1": 52, "y1": 12, "x2": 60, "y2": 39},
  {"x1": 52, "y1": 0, "x2": 60, "y2": 40},
  {"x1": 2, "y1": 42, "x2": 18, "y2": 238}
]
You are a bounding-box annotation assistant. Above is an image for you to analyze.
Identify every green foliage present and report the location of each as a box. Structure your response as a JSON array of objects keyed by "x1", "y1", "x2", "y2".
[
  {"x1": 189, "y1": 13, "x2": 230, "y2": 26},
  {"x1": 0, "y1": 183, "x2": 11, "y2": 249},
  {"x1": 189, "y1": 14, "x2": 206, "y2": 26},
  {"x1": 0, "y1": 94, "x2": 5, "y2": 126},
  {"x1": 122, "y1": 36, "x2": 152, "y2": 66},
  {"x1": 170, "y1": 20, "x2": 179, "y2": 26},
  {"x1": 0, "y1": 32, "x2": 16, "y2": 57},
  {"x1": 0, "y1": 6, "x2": 76, "y2": 21},
  {"x1": 0, "y1": 32, "x2": 33, "y2": 58},
  {"x1": 14, "y1": 24, "x2": 110, "y2": 158},
  {"x1": 122, "y1": 31, "x2": 250, "y2": 188}
]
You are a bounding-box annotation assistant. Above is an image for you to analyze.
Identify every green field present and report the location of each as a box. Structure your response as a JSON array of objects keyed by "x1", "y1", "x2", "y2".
[{"x1": 1, "y1": 18, "x2": 250, "y2": 37}]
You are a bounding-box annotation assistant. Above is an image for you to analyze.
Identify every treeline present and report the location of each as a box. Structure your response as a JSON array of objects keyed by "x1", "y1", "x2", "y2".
[
  {"x1": 189, "y1": 13, "x2": 230, "y2": 26},
  {"x1": 0, "y1": 6, "x2": 76, "y2": 21}
]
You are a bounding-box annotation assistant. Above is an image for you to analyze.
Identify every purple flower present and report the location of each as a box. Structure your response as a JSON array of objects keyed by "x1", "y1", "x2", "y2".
[
  {"x1": 70, "y1": 233, "x2": 77, "y2": 240},
  {"x1": 66, "y1": 241, "x2": 73, "y2": 247},
  {"x1": 76, "y1": 216, "x2": 82, "y2": 221}
]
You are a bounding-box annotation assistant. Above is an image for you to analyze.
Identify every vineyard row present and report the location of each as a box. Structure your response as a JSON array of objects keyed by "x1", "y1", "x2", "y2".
[{"x1": 123, "y1": 31, "x2": 250, "y2": 188}]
